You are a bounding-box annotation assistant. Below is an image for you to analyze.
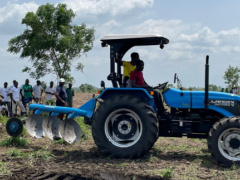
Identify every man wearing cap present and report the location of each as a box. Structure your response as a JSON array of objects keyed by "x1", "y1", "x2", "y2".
[{"x1": 55, "y1": 78, "x2": 68, "y2": 120}]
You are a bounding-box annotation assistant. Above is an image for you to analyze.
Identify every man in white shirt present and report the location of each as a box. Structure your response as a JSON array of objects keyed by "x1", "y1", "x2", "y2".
[
  {"x1": 9, "y1": 81, "x2": 26, "y2": 116},
  {"x1": 0, "y1": 82, "x2": 12, "y2": 117},
  {"x1": 33, "y1": 80, "x2": 43, "y2": 104},
  {"x1": 45, "y1": 81, "x2": 56, "y2": 105},
  {"x1": 233, "y1": 87, "x2": 239, "y2": 95}
]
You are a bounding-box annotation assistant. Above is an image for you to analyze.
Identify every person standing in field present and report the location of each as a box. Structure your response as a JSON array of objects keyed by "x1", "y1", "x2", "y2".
[
  {"x1": 0, "y1": 82, "x2": 12, "y2": 117},
  {"x1": 9, "y1": 80, "x2": 17, "y2": 115},
  {"x1": 21, "y1": 79, "x2": 33, "y2": 114},
  {"x1": 55, "y1": 78, "x2": 68, "y2": 120},
  {"x1": 9, "y1": 81, "x2": 26, "y2": 117},
  {"x1": 45, "y1": 81, "x2": 56, "y2": 105},
  {"x1": 33, "y1": 80, "x2": 43, "y2": 104},
  {"x1": 66, "y1": 83, "x2": 74, "y2": 107}
]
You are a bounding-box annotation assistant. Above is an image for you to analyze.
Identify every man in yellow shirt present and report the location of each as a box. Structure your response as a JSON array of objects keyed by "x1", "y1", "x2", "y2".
[{"x1": 115, "y1": 52, "x2": 140, "y2": 87}]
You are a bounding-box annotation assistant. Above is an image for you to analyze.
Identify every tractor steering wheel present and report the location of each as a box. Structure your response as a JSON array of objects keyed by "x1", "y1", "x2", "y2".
[{"x1": 153, "y1": 81, "x2": 168, "y2": 90}]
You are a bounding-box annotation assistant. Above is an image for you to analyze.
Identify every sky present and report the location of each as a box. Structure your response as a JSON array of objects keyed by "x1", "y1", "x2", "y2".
[{"x1": 0, "y1": 0, "x2": 240, "y2": 88}]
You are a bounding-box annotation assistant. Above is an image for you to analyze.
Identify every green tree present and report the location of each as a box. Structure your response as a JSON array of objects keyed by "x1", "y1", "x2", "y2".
[
  {"x1": 209, "y1": 84, "x2": 219, "y2": 91},
  {"x1": 79, "y1": 84, "x2": 97, "y2": 93},
  {"x1": 41, "y1": 81, "x2": 47, "y2": 91},
  {"x1": 8, "y1": 3, "x2": 94, "y2": 82},
  {"x1": 223, "y1": 65, "x2": 240, "y2": 88}
]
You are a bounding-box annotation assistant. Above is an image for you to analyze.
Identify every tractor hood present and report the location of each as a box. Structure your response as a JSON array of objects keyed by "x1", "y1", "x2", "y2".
[{"x1": 163, "y1": 88, "x2": 240, "y2": 116}]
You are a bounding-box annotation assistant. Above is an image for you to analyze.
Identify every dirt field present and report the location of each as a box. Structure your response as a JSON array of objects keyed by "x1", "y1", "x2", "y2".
[{"x1": 0, "y1": 93, "x2": 239, "y2": 180}]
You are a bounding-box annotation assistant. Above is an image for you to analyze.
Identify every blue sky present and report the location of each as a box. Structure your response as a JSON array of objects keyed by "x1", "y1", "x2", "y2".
[{"x1": 0, "y1": 0, "x2": 240, "y2": 88}]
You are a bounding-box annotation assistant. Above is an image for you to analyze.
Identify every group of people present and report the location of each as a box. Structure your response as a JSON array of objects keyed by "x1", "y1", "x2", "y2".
[
  {"x1": 116, "y1": 52, "x2": 166, "y2": 118},
  {"x1": 0, "y1": 78, "x2": 74, "y2": 117},
  {"x1": 221, "y1": 87, "x2": 239, "y2": 94}
]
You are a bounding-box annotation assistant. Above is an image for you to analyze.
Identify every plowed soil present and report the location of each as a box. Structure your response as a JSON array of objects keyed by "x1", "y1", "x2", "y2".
[{"x1": 0, "y1": 93, "x2": 239, "y2": 180}]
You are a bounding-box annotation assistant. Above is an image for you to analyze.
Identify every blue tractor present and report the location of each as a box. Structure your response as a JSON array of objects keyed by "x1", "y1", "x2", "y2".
[{"x1": 6, "y1": 34, "x2": 240, "y2": 166}]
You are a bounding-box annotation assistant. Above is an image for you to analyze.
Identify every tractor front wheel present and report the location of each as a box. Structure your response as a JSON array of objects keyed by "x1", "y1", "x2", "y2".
[
  {"x1": 208, "y1": 117, "x2": 240, "y2": 166},
  {"x1": 92, "y1": 95, "x2": 158, "y2": 158}
]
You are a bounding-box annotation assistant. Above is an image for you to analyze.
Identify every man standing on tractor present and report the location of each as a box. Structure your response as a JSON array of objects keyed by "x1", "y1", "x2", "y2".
[
  {"x1": 115, "y1": 52, "x2": 140, "y2": 87},
  {"x1": 130, "y1": 60, "x2": 166, "y2": 118}
]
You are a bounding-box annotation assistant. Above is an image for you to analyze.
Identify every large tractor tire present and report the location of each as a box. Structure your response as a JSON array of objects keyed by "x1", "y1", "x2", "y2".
[
  {"x1": 208, "y1": 117, "x2": 240, "y2": 166},
  {"x1": 92, "y1": 94, "x2": 158, "y2": 158}
]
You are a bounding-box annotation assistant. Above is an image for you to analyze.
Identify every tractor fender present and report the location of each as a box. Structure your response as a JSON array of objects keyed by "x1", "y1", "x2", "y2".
[{"x1": 96, "y1": 88, "x2": 156, "y2": 111}]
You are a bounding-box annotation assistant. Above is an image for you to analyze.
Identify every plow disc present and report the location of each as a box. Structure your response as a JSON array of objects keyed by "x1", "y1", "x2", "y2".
[
  {"x1": 59, "y1": 119, "x2": 81, "y2": 144},
  {"x1": 25, "y1": 114, "x2": 44, "y2": 138},
  {"x1": 42, "y1": 116, "x2": 61, "y2": 140}
]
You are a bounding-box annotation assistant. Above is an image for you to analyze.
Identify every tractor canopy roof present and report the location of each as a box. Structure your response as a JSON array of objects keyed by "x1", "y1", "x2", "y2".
[{"x1": 101, "y1": 34, "x2": 169, "y2": 47}]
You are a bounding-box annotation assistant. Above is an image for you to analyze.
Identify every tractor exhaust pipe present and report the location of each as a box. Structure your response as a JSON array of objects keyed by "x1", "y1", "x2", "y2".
[{"x1": 204, "y1": 55, "x2": 209, "y2": 109}]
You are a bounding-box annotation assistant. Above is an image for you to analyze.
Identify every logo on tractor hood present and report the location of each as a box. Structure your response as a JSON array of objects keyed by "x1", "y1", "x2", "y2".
[{"x1": 209, "y1": 100, "x2": 235, "y2": 107}]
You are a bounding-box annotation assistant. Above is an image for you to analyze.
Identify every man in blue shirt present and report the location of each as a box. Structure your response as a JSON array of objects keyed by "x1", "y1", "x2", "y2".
[{"x1": 55, "y1": 78, "x2": 68, "y2": 120}]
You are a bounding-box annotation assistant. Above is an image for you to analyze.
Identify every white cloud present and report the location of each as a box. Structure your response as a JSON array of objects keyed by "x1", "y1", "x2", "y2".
[
  {"x1": 122, "y1": 19, "x2": 240, "y2": 62},
  {"x1": 0, "y1": 2, "x2": 38, "y2": 23},
  {"x1": 0, "y1": 2, "x2": 38, "y2": 35},
  {"x1": 63, "y1": 0, "x2": 154, "y2": 15}
]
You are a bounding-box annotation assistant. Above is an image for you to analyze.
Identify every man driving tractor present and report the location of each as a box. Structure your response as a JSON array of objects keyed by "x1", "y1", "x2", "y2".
[{"x1": 130, "y1": 60, "x2": 167, "y2": 118}]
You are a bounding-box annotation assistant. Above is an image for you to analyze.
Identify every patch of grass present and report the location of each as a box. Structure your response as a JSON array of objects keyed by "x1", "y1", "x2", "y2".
[
  {"x1": 75, "y1": 117, "x2": 91, "y2": 140},
  {"x1": 161, "y1": 167, "x2": 173, "y2": 179},
  {"x1": 8, "y1": 148, "x2": 55, "y2": 161},
  {"x1": 52, "y1": 138, "x2": 68, "y2": 145},
  {"x1": 153, "y1": 145, "x2": 163, "y2": 154},
  {"x1": 147, "y1": 154, "x2": 159, "y2": 163},
  {"x1": 0, "y1": 137, "x2": 29, "y2": 147},
  {"x1": 152, "y1": 167, "x2": 173, "y2": 179},
  {"x1": 0, "y1": 115, "x2": 8, "y2": 127},
  {"x1": 28, "y1": 148, "x2": 55, "y2": 160},
  {"x1": 8, "y1": 148, "x2": 22, "y2": 157},
  {"x1": 0, "y1": 162, "x2": 12, "y2": 176},
  {"x1": 118, "y1": 163, "x2": 126, "y2": 167}
]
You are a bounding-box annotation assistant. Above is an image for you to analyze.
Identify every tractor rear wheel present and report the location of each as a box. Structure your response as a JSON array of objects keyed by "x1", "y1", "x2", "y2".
[
  {"x1": 92, "y1": 94, "x2": 158, "y2": 158},
  {"x1": 208, "y1": 117, "x2": 240, "y2": 166}
]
